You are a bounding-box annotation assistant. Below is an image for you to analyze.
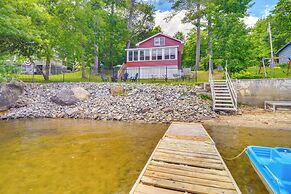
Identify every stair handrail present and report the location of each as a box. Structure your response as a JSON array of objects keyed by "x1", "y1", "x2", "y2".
[
  {"x1": 209, "y1": 68, "x2": 215, "y2": 109},
  {"x1": 225, "y1": 65, "x2": 237, "y2": 111}
]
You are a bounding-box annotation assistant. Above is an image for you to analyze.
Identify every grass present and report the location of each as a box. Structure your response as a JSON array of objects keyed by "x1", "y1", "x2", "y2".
[
  {"x1": 12, "y1": 70, "x2": 224, "y2": 85},
  {"x1": 233, "y1": 65, "x2": 291, "y2": 79}
]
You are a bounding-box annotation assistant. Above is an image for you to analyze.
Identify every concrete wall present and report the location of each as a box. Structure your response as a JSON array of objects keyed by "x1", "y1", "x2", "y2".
[{"x1": 236, "y1": 79, "x2": 291, "y2": 106}]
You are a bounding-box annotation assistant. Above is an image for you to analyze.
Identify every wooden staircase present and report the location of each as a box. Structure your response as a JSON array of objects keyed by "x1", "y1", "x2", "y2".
[
  {"x1": 118, "y1": 63, "x2": 127, "y2": 80},
  {"x1": 210, "y1": 68, "x2": 237, "y2": 112}
]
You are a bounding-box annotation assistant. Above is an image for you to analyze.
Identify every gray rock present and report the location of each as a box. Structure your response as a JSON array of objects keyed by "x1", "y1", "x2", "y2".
[
  {"x1": 71, "y1": 87, "x2": 90, "y2": 101},
  {"x1": 51, "y1": 89, "x2": 79, "y2": 105},
  {"x1": 0, "y1": 80, "x2": 25, "y2": 111}
]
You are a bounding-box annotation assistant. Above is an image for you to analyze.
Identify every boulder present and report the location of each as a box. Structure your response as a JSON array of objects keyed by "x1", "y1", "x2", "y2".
[
  {"x1": 51, "y1": 89, "x2": 79, "y2": 105},
  {"x1": 110, "y1": 85, "x2": 125, "y2": 96},
  {"x1": 0, "y1": 80, "x2": 25, "y2": 111},
  {"x1": 71, "y1": 87, "x2": 90, "y2": 101}
]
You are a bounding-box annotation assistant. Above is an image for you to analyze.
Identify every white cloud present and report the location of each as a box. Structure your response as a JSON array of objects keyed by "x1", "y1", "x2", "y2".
[
  {"x1": 154, "y1": 10, "x2": 193, "y2": 36},
  {"x1": 243, "y1": 15, "x2": 259, "y2": 28},
  {"x1": 262, "y1": 4, "x2": 275, "y2": 18}
]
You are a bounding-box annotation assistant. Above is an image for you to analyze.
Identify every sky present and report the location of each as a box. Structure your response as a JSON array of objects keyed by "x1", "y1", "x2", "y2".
[{"x1": 148, "y1": 0, "x2": 279, "y2": 36}]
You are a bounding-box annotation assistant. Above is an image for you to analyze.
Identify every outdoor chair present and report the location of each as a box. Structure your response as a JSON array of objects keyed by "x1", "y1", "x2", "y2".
[
  {"x1": 131, "y1": 73, "x2": 139, "y2": 82},
  {"x1": 111, "y1": 73, "x2": 118, "y2": 82},
  {"x1": 122, "y1": 72, "x2": 129, "y2": 81},
  {"x1": 101, "y1": 73, "x2": 108, "y2": 82}
]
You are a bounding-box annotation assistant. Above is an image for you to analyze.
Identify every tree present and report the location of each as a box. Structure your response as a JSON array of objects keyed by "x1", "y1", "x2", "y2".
[
  {"x1": 271, "y1": 0, "x2": 291, "y2": 51},
  {"x1": 182, "y1": 30, "x2": 207, "y2": 69},
  {"x1": 174, "y1": 31, "x2": 185, "y2": 42}
]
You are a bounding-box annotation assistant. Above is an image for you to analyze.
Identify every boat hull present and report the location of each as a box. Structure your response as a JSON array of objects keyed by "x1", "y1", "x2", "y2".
[{"x1": 246, "y1": 146, "x2": 291, "y2": 194}]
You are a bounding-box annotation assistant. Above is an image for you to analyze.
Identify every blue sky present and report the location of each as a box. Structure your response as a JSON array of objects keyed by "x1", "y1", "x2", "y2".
[
  {"x1": 150, "y1": 0, "x2": 279, "y2": 36},
  {"x1": 152, "y1": 0, "x2": 278, "y2": 17}
]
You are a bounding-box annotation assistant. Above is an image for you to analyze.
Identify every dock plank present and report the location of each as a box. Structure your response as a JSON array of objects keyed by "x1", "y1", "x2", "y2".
[{"x1": 130, "y1": 122, "x2": 241, "y2": 194}]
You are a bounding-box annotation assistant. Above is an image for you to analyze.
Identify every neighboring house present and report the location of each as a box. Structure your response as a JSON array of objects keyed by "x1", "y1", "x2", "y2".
[
  {"x1": 22, "y1": 60, "x2": 66, "y2": 75},
  {"x1": 125, "y1": 33, "x2": 184, "y2": 79},
  {"x1": 276, "y1": 42, "x2": 291, "y2": 64}
]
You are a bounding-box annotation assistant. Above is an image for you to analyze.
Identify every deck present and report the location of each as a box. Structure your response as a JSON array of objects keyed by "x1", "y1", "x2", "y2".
[
  {"x1": 264, "y1": 101, "x2": 291, "y2": 112},
  {"x1": 130, "y1": 122, "x2": 241, "y2": 194}
]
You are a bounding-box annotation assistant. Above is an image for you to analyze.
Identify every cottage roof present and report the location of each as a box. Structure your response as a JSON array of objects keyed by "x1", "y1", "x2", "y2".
[
  {"x1": 276, "y1": 42, "x2": 291, "y2": 54},
  {"x1": 135, "y1": 33, "x2": 184, "y2": 46}
]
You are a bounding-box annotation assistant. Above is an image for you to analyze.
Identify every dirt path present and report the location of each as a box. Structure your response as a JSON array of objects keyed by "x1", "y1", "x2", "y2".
[{"x1": 202, "y1": 106, "x2": 291, "y2": 131}]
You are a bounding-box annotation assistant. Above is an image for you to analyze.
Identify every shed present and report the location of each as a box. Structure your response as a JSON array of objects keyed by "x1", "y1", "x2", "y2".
[{"x1": 276, "y1": 42, "x2": 291, "y2": 64}]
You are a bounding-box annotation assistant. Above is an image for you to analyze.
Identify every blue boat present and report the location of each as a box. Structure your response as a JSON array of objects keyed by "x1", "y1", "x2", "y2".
[{"x1": 246, "y1": 146, "x2": 291, "y2": 194}]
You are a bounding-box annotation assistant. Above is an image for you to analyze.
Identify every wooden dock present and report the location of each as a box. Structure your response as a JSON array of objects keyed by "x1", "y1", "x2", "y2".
[{"x1": 130, "y1": 122, "x2": 241, "y2": 194}]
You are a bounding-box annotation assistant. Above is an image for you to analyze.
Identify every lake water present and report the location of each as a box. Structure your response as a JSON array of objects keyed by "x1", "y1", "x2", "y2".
[
  {"x1": 204, "y1": 124, "x2": 291, "y2": 194},
  {"x1": 0, "y1": 119, "x2": 167, "y2": 194},
  {"x1": 0, "y1": 119, "x2": 291, "y2": 194}
]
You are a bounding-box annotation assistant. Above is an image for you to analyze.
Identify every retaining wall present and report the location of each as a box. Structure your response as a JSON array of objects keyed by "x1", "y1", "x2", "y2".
[{"x1": 236, "y1": 79, "x2": 291, "y2": 106}]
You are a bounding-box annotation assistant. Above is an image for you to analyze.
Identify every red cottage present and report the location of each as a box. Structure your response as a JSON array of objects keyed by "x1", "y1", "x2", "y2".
[{"x1": 125, "y1": 33, "x2": 184, "y2": 79}]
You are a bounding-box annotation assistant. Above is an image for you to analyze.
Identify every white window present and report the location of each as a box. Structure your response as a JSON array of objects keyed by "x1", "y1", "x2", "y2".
[
  {"x1": 157, "y1": 49, "x2": 162, "y2": 60},
  {"x1": 164, "y1": 48, "x2": 170, "y2": 60},
  {"x1": 140, "y1": 50, "x2": 145, "y2": 61},
  {"x1": 152, "y1": 49, "x2": 157, "y2": 60},
  {"x1": 170, "y1": 48, "x2": 176, "y2": 59},
  {"x1": 154, "y1": 37, "x2": 165, "y2": 46},
  {"x1": 128, "y1": 51, "x2": 133, "y2": 61},
  {"x1": 145, "y1": 50, "x2": 150, "y2": 60},
  {"x1": 133, "y1": 50, "x2": 138, "y2": 61}
]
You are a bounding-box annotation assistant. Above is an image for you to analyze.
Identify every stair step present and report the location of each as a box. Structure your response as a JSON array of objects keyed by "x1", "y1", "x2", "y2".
[
  {"x1": 215, "y1": 103, "x2": 235, "y2": 106},
  {"x1": 215, "y1": 100, "x2": 233, "y2": 103},
  {"x1": 214, "y1": 85, "x2": 228, "y2": 87},
  {"x1": 215, "y1": 93, "x2": 231, "y2": 96},
  {"x1": 214, "y1": 89, "x2": 229, "y2": 92},
  {"x1": 214, "y1": 107, "x2": 237, "y2": 111},
  {"x1": 215, "y1": 96, "x2": 231, "y2": 100},
  {"x1": 213, "y1": 80, "x2": 226, "y2": 82}
]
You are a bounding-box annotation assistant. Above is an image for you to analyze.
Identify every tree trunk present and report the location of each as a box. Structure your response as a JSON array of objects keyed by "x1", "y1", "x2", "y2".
[
  {"x1": 82, "y1": 54, "x2": 86, "y2": 79},
  {"x1": 93, "y1": 45, "x2": 99, "y2": 76},
  {"x1": 126, "y1": 0, "x2": 136, "y2": 50},
  {"x1": 109, "y1": 1, "x2": 115, "y2": 70},
  {"x1": 207, "y1": 19, "x2": 213, "y2": 75},
  {"x1": 44, "y1": 57, "x2": 50, "y2": 81},
  {"x1": 194, "y1": 3, "x2": 201, "y2": 82}
]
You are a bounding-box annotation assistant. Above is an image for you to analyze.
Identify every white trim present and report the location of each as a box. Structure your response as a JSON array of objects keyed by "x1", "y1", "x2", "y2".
[
  {"x1": 126, "y1": 46, "x2": 178, "y2": 62},
  {"x1": 135, "y1": 33, "x2": 184, "y2": 46},
  {"x1": 125, "y1": 45, "x2": 178, "y2": 51}
]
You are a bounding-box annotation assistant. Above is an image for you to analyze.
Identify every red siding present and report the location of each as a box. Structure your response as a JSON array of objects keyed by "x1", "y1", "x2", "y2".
[
  {"x1": 138, "y1": 34, "x2": 182, "y2": 48},
  {"x1": 127, "y1": 34, "x2": 184, "y2": 69}
]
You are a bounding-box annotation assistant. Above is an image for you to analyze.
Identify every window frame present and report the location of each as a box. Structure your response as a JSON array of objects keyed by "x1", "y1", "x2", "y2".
[{"x1": 154, "y1": 37, "x2": 165, "y2": 46}]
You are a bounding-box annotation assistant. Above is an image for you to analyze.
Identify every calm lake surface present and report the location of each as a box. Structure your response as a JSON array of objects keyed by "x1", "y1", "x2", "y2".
[
  {"x1": 0, "y1": 119, "x2": 168, "y2": 194},
  {"x1": 1, "y1": 119, "x2": 291, "y2": 194}
]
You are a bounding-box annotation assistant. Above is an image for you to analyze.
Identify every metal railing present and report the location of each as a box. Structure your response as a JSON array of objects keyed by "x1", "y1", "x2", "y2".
[{"x1": 225, "y1": 65, "x2": 238, "y2": 111}]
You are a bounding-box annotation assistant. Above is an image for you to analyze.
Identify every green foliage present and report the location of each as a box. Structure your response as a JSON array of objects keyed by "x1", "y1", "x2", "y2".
[
  {"x1": 182, "y1": 30, "x2": 207, "y2": 69},
  {"x1": 197, "y1": 93, "x2": 211, "y2": 101},
  {"x1": 174, "y1": 31, "x2": 185, "y2": 42},
  {"x1": 231, "y1": 71, "x2": 264, "y2": 79},
  {"x1": 0, "y1": 61, "x2": 20, "y2": 81},
  {"x1": 0, "y1": 0, "x2": 155, "y2": 79},
  {"x1": 271, "y1": 0, "x2": 291, "y2": 52}
]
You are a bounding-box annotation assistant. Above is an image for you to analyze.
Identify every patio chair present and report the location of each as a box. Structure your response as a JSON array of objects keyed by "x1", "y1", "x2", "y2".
[
  {"x1": 131, "y1": 73, "x2": 139, "y2": 82},
  {"x1": 111, "y1": 72, "x2": 118, "y2": 82},
  {"x1": 101, "y1": 73, "x2": 108, "y2": 82},
  {"x1": 122, "y1": 72, "x2": 129, "y2": 81}
]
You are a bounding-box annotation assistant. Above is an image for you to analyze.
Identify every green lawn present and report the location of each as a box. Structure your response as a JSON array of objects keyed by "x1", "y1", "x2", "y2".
[
  {"x1": 232, "y1": 65, "x2": 291, "y2": 79},
  {"x1": 13, "y1": 70, "x2": 224, "y2": 85}
]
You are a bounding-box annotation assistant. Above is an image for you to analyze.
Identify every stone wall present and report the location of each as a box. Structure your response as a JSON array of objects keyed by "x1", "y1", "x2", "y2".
[{"x1": 236, "y1": 79, "x2": 291, "y2": 106}]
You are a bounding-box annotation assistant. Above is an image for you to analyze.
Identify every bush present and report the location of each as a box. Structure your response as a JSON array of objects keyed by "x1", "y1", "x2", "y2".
[
  {"x1": 0, "y1": 62, "x2": 21, "y2": 82},
  {"x1": 231, "y1": 71, "x2": 264, "y2": 79}
]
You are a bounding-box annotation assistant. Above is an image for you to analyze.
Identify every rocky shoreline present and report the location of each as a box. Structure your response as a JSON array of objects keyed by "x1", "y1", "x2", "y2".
[{"x1": 0, "y1": 82, "x2": 217, "y2": 123}]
